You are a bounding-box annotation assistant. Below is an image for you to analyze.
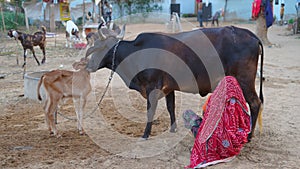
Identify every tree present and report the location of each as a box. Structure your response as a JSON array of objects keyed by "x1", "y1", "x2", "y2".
[
  {"x1": 223, "y1": 0, "x2": 228, "y2": 21},
  {"x1": 255, "y1": 0, "x2": 273, "y2": 45},
  {"x1": 115, "y1": 0, "x2": 162, "y2": 16}
]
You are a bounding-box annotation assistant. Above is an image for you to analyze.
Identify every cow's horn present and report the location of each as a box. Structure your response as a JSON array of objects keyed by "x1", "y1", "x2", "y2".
[
  {"x1": 116, "y1": 24, "x2": 126, "y2": 40},
  {"x1": 98, "y1": 28, "x2": 107, "y2": 40}
]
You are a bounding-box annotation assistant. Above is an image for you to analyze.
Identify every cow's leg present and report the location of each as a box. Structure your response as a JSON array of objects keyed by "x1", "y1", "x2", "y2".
[
  {"x1": 165, "y1": 91, "x2": 177, "y2": 133},
  {"x1": 246, "y1": 94, "x2": 262, "y2": 141},
  {"x1": 142, "y1": 89, "x2": 160, "y2": 139},
  {"x1": 39, "y1": 44, "x2": 46, "y2": 64},
  {"x1": 30, "y1": 47, "x2": 40, "y2": 66},
  {"x1": 239, "y1": 78, "x2": 262, "y2": 141}
]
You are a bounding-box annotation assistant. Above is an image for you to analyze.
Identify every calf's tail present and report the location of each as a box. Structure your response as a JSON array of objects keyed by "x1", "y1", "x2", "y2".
[{"x1": 37, "y1": 75, "x2": 44, "y2": 101}]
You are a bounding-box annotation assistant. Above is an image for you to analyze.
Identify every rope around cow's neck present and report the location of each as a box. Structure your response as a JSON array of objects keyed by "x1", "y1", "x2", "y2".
[
  {"x1": 89, "y1": 39, "x2": 120, "y2": 113},
  {"x1": 57, "y1": 40, "x2": 121, "y2": 121}
]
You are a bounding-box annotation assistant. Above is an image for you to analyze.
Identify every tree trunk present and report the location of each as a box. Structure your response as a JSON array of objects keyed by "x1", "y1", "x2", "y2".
[
  {"x1": 50, "y1": 4, "x2": 56, "y2": 32},
  {"x1": 83, "y1": 0, "x2": 85, "y2": 26},
  {"x1": 256, "y1": 13, "x2": 272, "y2": 45},
  {"x1": 223, "y1": 0, "x2": 228, "y2": 21},
  {"x1": 0, "y1": 4, "x2": 6, "y2": 32}
]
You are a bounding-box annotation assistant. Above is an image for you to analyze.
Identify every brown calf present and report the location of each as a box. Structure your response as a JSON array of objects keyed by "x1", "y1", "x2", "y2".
[
  {"x1": 37, "y1": 58, "x2": 91, "y2": 137},
  {"x1": 7, "y1": 26, "x2": 47, "y2": 67}
]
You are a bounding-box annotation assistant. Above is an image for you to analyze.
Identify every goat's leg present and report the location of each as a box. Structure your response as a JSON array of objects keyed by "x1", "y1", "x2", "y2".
[
  {"x1": 22, "y1": 49, "x2": 27, "y2": 68},
  {"x1": 40, "y1": 45, "x2": 46, "y2": 64},
  {"x1": 142, "y1": 89, "x2": 160, "y2": 139},
  {"x1": 30, "y1": 48, "x2": 40, "y2": 66},
  {"x1": 166, "y1": 91, "x2": 177, "y2": 133}
]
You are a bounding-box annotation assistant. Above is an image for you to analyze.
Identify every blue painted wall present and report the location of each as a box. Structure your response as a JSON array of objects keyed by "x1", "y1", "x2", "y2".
[{"x1": 110, "y1": 0, "x2": 299, "y2": 21}]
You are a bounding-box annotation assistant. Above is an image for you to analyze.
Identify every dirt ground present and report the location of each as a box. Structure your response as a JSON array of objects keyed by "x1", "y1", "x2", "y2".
[{"x1": 0, "y1": 19, "x2": 299, "y2": 169}]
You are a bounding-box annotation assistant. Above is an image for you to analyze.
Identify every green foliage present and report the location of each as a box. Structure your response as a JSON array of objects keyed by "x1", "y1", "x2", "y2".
[
  {"x1": 76, "y1": 17, "x2": 83, "y2": 26},
  {"x1": 288, "y1": 18, "x2": 294, "y2": 24},
  {"x1": 123, "y1": 0, "x2": 162, "y2": 15},
  {"x1": 0, "y1": 11, "x2": 26, "y2": 30},
  {"x1": 182, "y1": 13, "x2": 197, "y2": 18}
]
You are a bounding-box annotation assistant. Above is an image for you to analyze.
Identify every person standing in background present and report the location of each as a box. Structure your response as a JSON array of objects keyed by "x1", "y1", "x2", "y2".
[
  {"x1": 280, "y1": 3, "x2": 285, "y2": 25},
  {"x1": 103, "y1": 1, "x2": 113, "y2": 23},
  {"x1": 211, "y1": 8, "x2": 224, "y2": 27},
  {"x1": 197, "y1": 0, "x2": 203, "y2": 27}
]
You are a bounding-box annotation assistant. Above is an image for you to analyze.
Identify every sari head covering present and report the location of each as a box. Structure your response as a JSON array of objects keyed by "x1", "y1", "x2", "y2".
[{"x1": 186, "y1": 76, "x2": 251, "y2": 168}]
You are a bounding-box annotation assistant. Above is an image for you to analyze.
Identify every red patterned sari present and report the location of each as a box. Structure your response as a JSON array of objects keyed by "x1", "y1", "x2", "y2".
[{"x1": 186, "y1": 76, "x2": 251, "y2": 168}]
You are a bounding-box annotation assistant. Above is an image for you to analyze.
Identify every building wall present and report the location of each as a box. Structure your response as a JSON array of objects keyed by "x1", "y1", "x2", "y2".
[
  {"x1": 161, "y1": 0, "x2": 298, "y2": 21},
  {"x1": 110, "y1": 0, "x2": 298, "y2": 22}
]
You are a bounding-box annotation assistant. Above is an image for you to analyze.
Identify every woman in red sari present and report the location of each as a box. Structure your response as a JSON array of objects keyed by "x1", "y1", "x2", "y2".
[{"x1": 186, "y1": 76, "x2": 251, "y2": 168}]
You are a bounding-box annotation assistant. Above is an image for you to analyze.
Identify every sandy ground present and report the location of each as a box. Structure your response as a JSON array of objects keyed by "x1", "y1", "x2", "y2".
[{"x1": 0, "y1": 19, "x2": 300, "y2": 169}]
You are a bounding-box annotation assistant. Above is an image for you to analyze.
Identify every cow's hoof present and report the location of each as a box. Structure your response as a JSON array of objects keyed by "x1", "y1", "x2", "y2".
[
  {"x1": 41, "y1": 59, "x2": 46, "y2": 64},
  {"x1": 141, "y1": 134, "x2": 149, "y2": 140},
  {"x1": 138, "y1": 137, "x2": 148, "y2": 141},
  {"x1": 247, "y1": 134, "x2": 253, "y2": 142}
]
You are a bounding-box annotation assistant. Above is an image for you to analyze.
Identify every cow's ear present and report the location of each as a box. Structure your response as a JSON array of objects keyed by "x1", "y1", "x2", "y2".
[
  {"x1": 86, "y1": 46, "x2": 96, "y2": 58},
  {"x1": 86, "y1": 39, "x2": 105, "y2": 58}
]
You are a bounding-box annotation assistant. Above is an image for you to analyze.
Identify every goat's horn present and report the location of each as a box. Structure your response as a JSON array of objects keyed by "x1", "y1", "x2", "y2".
[
  {"x1": 116, "y1": 24, "x2": 126, "y2": 40},
  {"x1": 98, "y1": 28, "x2": 107, "y2": 40}
]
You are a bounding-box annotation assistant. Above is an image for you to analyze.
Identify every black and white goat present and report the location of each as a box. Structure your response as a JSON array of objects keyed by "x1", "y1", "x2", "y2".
[
  {"x1": 7, "y1": 26, "x2": 47, "y2": 67},
  {"x1": 63, "y1": 20, "x2": 80, "y2": 48}
]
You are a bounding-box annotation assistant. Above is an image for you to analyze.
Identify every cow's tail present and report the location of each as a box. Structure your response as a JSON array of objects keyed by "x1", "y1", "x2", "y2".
[
  {"x1": 37, "y1": 75, "x2": 44, "y2": 101},
  {"x1": 258, "y1": 40, "x2": 264, "y2": 134}
]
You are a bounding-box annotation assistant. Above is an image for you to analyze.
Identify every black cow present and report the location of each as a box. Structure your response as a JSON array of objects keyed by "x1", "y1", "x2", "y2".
[{"x1": 85, "y1": 25, "x2": 264, "y2": 140}]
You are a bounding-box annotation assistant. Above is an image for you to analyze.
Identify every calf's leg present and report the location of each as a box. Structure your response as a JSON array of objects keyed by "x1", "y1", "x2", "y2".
[
  {"x1": 46, "y1": 99, "x2": 60, "y2": 137},
  {"x1": 74, "y1": 97, "x2": 86, "y2": 135}
]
